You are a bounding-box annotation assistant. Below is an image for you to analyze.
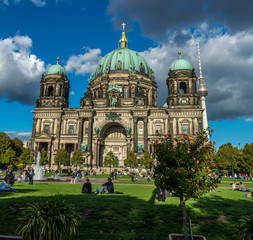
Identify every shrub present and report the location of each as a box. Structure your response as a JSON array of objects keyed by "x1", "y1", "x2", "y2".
[
  {"x1": 7, "y1": 164, "x2": 13, "y2": 169},
  {"x1": 237, "y1": 210, "x2": 253, "y2": 240},
  {"x1": 17, "y1": 195, "x2": 80, "y2": 240}
]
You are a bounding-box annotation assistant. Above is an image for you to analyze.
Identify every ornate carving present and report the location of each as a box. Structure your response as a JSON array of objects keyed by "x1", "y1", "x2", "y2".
[
  {"x1": 80, "y1": 142, "x2": 87, "y2": 153},
  {"x1": 126, "y1": 127, "x2": 132, "y2": 134},
  {"x1": 95, "y1": 127, "x2": 100, "y2": 134},
  {"x1": 137, "y1": 143, "x2": 144, "y2": 153},
  {"x1": 105, "y1": 112, "x2": 122, "y2": 121}
]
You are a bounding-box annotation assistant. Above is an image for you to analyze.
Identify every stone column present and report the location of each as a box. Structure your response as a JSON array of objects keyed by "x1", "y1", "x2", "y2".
[
  {"x1": 133, "y1": 117, "x2": 138, "y2": 152},
  {"x1": 56, "y1": 116, "x2": 62, "y2": 149},
  {"x1": 87, "y1": 117, "x2": 93, "y2": 168},
  {"x1": 77, "y1": 117, "x2": 84, "y2": 150},
  {"x1": 48, "y1": 142, "x2": 52, "y2": 166},
  {"x1": 143, "y1": 118, "x2": 148, "y2": 152},
  {"x1": 38, "y1": 119, "x2": 42, "y2": 134},
  {"x1": 32, "y1": 118, "x2": 37, "y2": 138}
]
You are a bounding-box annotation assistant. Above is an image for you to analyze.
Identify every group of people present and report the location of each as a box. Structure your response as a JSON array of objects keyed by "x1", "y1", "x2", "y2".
[
  {"x1": 81, "y1": 177, "x2": 115, "y2": 194},
  {"x1": 232, "y1": 181, "x2": 251, "y2": 192}
]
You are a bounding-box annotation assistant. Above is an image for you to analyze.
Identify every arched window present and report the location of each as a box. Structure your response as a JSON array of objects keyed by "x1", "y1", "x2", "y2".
[
  {"x1": 179, "y1": 82, "x2": 187, "y2": 94},
  {"x1": 48, "y1": 86, "x2": 54, "y2": 96}
]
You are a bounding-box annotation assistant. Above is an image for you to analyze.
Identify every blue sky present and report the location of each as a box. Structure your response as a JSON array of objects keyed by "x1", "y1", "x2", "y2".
[{"x1": 1, "y1": 0, "x2": 253, "y2": 149}]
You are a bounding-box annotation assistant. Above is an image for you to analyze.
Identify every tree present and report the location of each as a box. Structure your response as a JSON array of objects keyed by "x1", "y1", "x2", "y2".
[
  {"x1": 154, "y1": 129, "x2": 219, "y2": 239},
  {"x1": 11, "y1": 137, "x2": 23, "y2": 157},
  {"x1": 40, "y1": 148, "x2": 49, "y2": 165},
  {"x1": 19, "y1": 148, "x2": 32, "y2": 165},
  {"x1": 104, "y1": 151, "x2": 117, "y2": 173},
  {"x1": 1, "y1": 148, "x2": 16, "y2": 166},
  {"x1": 124, "y1": 151, "x2": 138, "y2": 171},
  {"x1": 241, "y1": 143, "x2": 253, "y2": 175},
  {"x1": 215, "y1": 143, "x2": 240, "y2": 175},
  {"x1": 0, "y1": 132, "x2": 12, "y2": 156},
  {"x1": 71, "y1": 150, "x2": 84, "y2": 168},
  {"x1": 140, "y1": 151, "x2": 154, "y2": 170},
  {"x1": 54, "y1": 149, "x2": 68, "y2": 167}
]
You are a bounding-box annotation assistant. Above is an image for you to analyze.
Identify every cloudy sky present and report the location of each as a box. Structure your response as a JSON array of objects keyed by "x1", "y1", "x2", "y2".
[{"x1": 0, "y1": 0, "x2": 252, "y2": 148}]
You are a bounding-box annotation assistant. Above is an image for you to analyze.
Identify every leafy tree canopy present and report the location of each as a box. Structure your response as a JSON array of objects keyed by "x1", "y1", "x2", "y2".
[
  {"x1": 19, "y1": 147, "x2": 32, "y2": 165},
  {"x1": 1, "y1": 148, "x2": 16, "y2": 166},
  {"x1": 140, "y1": 151, "x2": 153, "y2": 167},
  {"x1": 11, "y1": 137, "x2": 23, "y2": 157},
  {"x1": 124, "y1": 151, "x2": 138, "y2": 169},
  {"x1": 104, "y1": 151, "x2": 117, "y2": 173},
  {"x1": 54, "y1": 149, "x2": 68, "y2": 166},
  {"x1": 70, "y1": 150, "x2": 84, "y2": 166},
  {"x1": 154, "y1": 129, "x2": 219, "y2": 238},
  {"x1": 0, "y1": 132, "x2": 12, "y2": 156},
  {"x1": 40, "y1": 148, "x2": 49, "y2": 165}
]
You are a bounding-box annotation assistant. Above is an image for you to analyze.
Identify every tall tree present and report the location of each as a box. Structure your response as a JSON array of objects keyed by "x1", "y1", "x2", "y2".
[
  {"x1": 215, "y1": 143, "x2": 240, "y2": 175},
  {"x1": 1, "y1": 148, "x2": 16, "y2": 166},
  {"x1": 11, "y1": 137, "x2": 23, "y2": 157},
  {"x1": 40, "y1": 148, "x2": 49, "y2": 165},
  {"x1": 54, "y1": 149, "x2": 68, "y2": 167},
  {"x1": 0, "y1": 132, "x2": 12, "y2": 156},
  {"x1": 70, "y1": 150, "x2": 84, "y2": 168},
  {"x1": 19, "y1": 148, "x2": 32, "y2": 165},
  {"x1": 104, "y1": 151, "x2": 117, "y2": 173},
  {"x1": 241, "y1": 143, "x2": 253, "y2": 174},
  {"x1": 124, "y1": 151, "x2": 138, "y2": 171},
  {"x1": 140, "y1": 151, "x2": 154, "y2": 170}
]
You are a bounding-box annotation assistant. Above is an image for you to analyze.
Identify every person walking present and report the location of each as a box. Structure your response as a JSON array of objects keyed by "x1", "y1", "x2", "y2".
[
  {"x1": 29, "y1": 167, "x2": 34, "y2": 185},
  {"x1": 9, "y1": 170, "x2": 15, "y2": 186}
]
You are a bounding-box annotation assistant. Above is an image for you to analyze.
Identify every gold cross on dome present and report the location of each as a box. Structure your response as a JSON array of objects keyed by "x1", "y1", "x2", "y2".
[{"x1": 122, "y1": 22, "x2": 126, "y2": 30}]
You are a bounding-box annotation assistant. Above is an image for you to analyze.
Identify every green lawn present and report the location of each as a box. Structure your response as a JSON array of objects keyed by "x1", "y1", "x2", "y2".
[{"x1": 0, "y1": 182, "x2": 252, "y2": 240}]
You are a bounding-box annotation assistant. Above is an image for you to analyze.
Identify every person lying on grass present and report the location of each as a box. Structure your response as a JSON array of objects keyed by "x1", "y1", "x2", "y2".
[{"x1": 0, "y1": 176, "x2": 16, "y2": 192}]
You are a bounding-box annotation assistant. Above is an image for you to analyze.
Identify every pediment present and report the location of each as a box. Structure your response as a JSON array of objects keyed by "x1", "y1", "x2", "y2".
[{"x1": 36, "y1": 133, "x2": 53, "y2": 139}]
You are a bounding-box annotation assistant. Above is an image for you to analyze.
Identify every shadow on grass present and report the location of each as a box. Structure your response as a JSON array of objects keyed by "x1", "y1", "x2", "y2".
[{"x1": 0, "y1": 188, "x2": 250, "y2": 240}]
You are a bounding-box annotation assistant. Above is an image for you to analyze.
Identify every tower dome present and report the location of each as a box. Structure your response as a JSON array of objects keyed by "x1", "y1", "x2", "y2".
[
  {"x1": 46, "y1": 57, "x2": 67, "y2": 77},
  {"x1": 170, "y1": 52, "x2": 193, "y2": 71},
  {"x1": 92, "y1": 26, "x2": 154, "y2": 80}
]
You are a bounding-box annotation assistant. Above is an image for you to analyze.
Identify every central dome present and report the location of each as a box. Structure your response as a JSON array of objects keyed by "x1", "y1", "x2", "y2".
[
  {"x1": 93, "y1": 48, "x2": 153, "y2": 79},
  {"x1": 92, "y1": 28, "x2": 154, "y2": 80}
]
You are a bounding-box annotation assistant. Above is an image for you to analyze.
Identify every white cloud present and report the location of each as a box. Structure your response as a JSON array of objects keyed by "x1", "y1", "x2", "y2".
[
  {"x1": 70, "y1": 91, "x2": 75, "y2": 96},
  {"x1": 30, "y1": 0, "x2": 46, "y2": 7},
  {"x1": 141, "y1": 26, "x2": 253, "y2": 120},
  {"x1": 5, "y1": 131, "x2": 31, "y2": 142},
  {"x1": 245, "y1": 118, "x2": 253, "y2": 122},
  {"x1": 0, "y1": 35, "x2": 45, "y2": 105},
  {"x1": 65, "y1": 48, "x2": 102, "y2": 76}
]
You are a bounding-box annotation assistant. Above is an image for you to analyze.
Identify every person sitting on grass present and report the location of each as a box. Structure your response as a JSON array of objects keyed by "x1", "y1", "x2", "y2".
[
  {"x1": 102, "y1": 178, "x2": 114, "y2": 193},
  {"x1": 239, "y1": 182, "x2": 250, "y2": 192},
  {"x1": 82, "y1": 178, "x2": 92, "y2": 194},
  {"x1": 232, "y1": 181, "x2": 237, "y2": 191},
  {"x1": 0, "y1": 176, "x2": 15, "y2": 192}
]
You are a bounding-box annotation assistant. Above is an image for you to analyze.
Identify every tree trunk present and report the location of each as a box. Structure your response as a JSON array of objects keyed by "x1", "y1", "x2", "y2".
[{"x1": 180, "y1": 198, "x2": 188, "y2": 240}]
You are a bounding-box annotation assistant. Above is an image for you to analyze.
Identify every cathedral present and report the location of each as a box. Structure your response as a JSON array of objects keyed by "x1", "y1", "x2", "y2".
[{"x1": 30, "y1": 26, "x2": 208, "y2": 168}]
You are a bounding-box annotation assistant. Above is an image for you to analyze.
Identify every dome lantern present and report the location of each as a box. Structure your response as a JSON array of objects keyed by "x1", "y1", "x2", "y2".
[{"x1": 119, "y1": 22, "x2": 128, "y2": 49}]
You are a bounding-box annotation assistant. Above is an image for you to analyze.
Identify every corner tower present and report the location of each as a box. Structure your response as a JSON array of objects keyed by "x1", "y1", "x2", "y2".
[
  {"x1": 166, "y1": 52, "x2": 199, "y2": 107},
  {"x1": 36, "y1": 58, "x2": 70, "y2": 109}
]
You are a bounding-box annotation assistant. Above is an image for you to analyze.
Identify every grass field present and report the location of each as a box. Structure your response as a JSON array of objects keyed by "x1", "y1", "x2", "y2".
[{"x1": 0, "y1": 180, "x2": 253, "y2": 240}]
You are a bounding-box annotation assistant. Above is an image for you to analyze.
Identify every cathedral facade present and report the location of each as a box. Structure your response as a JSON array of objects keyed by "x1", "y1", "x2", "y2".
[{"x1": 30, "y1": 28, "x2": 207, "y2": 168}]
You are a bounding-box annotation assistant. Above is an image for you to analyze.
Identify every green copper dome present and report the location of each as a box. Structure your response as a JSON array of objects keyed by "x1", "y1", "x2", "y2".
[
  {"x1": 170, "y1": 52, "x2": 193, "y2": 71},
  {"x1": 46, "y1": 63, "x2": 67, "y2": 77},
  {"x1": 92, "y1": 48, "x2": 154, "y2": 80}
]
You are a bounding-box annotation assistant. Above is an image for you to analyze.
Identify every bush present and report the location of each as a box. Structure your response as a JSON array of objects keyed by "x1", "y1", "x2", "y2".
[
  {"x1": 237, "y1": 210, "x2": 253, "y2": 240},
  {"x1": 114, "y1": 169, "x2": 117, "y2": 172},
  {"x1": 17, "y1": 195, "x2": 80, "y2": 240}
]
